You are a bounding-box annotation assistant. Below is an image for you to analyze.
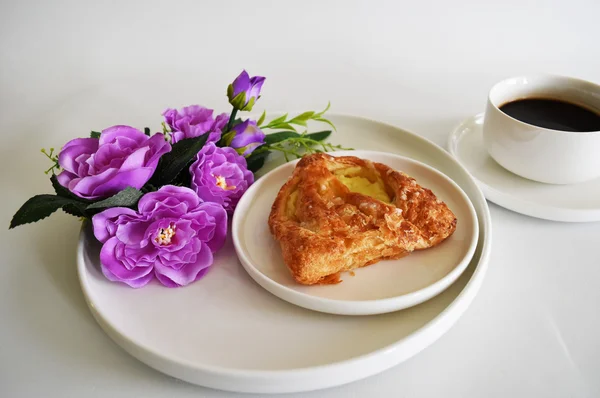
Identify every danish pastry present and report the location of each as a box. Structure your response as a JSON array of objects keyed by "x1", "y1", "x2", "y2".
[{"x1": 268, "y1": 153, "x2": 457, "y2": 285}]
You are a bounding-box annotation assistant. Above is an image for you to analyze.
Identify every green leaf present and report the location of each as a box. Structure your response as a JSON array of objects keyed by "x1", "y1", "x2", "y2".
[
  {"x1": 314, "y1": 101, "x2": 331, "y2": 117},
  {"x1": 170, "y1": 168, "x2": 192, "y2": 187},
  {"x1": 246, "y1": 150, "x2": 271, "y2": 173},
  {"x1": 272, "y1": 123, "x2": 296, "y2": 131},
  {"x1": 90, "y1": 131, "x2": 101, "y2": 139},
  {"x1": 86, "y1": 187, "x2": 143, "y2": 210},
  {"x1": 305, "y1": 130, "x2": 332, "y2": 142},
  {"x1": 62, "y1": 204, "x2": 87, "y2": 218},
  {"x1": 220, "y1": 131, "x2": 235, "y2": 147},
  {"x1": 51, "y1": 174, "x2": 75, "y2": 198},
  {"x1": 264, "y1": 131, "x2": 301, "y2": 145},
  {"x1": 242, "y1": 96, "x2": 256, "y2": 112},
  {"x1": 148, "y1": 134, "x2": 209, "y2": 187},
  {"x1": 313, "y1": 117, "x2": 337, "y2": 131},
  {"x1": 266, "y1": 114, "x2": 288, "y2": 126},
  {"x1": 289, "y1": 119, "x2": 307, "y2": 127},
  {"x1": 230, "y1": 92, "x2": 247, "y2": 111},
  {"x1": 256, "y1": 110, "x2": 266, "y2": 126},
  {"x1": 9, "y1": 195, "x2": 85, "y2": 229},
  {"x1": 144, "y1": 127, "x2": 151, "y2": 136},
  {"x1": 219, "y1": 117, "x2": 243, "y2": 143},
  {"x1": 291, "y1": 111, "x2": 314, "y2": 121},
  {"x1": 49, "y1": 174, "x2": 92, "y2": 218}
]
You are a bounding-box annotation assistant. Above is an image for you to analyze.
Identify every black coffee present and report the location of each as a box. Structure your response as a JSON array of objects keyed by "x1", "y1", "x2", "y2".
[{"x1": 499, "y1": 98, "x2": 600, "y2": 132}]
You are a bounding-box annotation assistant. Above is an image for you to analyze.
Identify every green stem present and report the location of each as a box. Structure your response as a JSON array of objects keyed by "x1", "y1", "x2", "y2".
[
  {"x1": 266, "y1": 145, "x2": 302, "y2": 158},
  {"x1": 262, "y1": 135, "x2": 352, "y2": 160},
  {"x1": 226, "y1": 108, "x2": 238, "y2": 133}
]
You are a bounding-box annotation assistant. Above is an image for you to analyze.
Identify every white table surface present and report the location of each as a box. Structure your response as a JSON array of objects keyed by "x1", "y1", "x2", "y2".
[{"x1": 1, "y1": 1, "x2": 599, "y2": 397}]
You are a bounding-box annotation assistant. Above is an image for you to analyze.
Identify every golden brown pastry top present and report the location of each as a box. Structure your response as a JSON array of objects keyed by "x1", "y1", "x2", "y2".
[{"x1": 268, "y1": 153, "x2": 457, "y2": 285}]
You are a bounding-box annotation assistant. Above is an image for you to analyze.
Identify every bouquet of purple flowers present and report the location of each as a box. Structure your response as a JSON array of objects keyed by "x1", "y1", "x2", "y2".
[{"x1": 10, "y1": 70, "x2": 346, "y2": 288}]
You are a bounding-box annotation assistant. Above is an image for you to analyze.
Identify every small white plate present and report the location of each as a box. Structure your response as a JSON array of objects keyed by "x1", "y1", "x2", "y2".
[
  {"x1": 232, "y1": 150, "x2": 479, "y2": 316},
  {"x1": 448, "y1": 113, "x2": 600, "y2": 222}
]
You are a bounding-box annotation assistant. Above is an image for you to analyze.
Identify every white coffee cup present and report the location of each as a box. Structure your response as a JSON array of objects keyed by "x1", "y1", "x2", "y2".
[{"x1": 482, "y1": 74, "x2": 600, "y2": 185}]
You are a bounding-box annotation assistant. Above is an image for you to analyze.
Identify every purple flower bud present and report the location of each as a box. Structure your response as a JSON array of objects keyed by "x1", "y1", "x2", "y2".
[
  {"x1": 227, "y1": 70, "x2": 265, "y2": 112},
  {"x1": 227, "y1": 120, "x2": 266, "y2": 156}
]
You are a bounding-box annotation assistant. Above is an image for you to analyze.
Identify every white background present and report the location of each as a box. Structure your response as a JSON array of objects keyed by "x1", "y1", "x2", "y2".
[{"x1": 1, "y1": 0, "x2": 599, "y2": 397}]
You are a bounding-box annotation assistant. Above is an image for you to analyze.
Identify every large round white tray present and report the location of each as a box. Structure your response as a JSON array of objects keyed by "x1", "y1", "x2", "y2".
[{"x1": 78, "y1": 114, "x2": 492, "y2": 394}]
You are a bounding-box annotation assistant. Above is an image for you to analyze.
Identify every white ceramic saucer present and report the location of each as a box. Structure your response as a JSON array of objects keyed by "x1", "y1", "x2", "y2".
[
  {"x1": 232, "y1": 150, "x2": 479, "y2": 316},
  {"x1": 448, "y1": 113, "x2": 600, "y2": 222}
]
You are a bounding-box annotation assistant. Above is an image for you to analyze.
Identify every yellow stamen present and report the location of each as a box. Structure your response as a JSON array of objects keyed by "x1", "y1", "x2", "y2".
[
  {"x1": 214, "y1": 175, "x2": 236, "y2": 191},
  {"x1": 155, "y1": 224, "x2": 176, "y2": 245}
]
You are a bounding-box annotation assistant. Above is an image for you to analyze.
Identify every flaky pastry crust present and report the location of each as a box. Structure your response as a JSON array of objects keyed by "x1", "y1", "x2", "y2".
[{"x1": 268, "y1": 153, "x2": 457, "y2": 285}]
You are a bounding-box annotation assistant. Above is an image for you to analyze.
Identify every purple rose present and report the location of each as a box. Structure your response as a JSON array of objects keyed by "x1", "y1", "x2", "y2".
[
  {"x1": 162, "y1": 105, "x2": 228, "y2": 144},
  {"x1": 189, "y1": 142, "x2": 254, "y2": 213},
  {"x1": 227, "y1": 120, "x2": 266, "y2": 156},
  {"x1": 92, "y1": 185, "x2": 227, "y2": 288},
  {"x1": 57, "y1": 126, "x2": 171, "y2": 200},
  {"x1": 227, "y1": 70, "x2": 265, "y2": 112}
]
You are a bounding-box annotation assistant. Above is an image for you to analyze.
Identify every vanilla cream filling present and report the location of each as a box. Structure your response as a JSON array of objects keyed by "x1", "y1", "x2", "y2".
[{"x1": 334, "y1": 168, "x2": 391, "y2": 203}]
